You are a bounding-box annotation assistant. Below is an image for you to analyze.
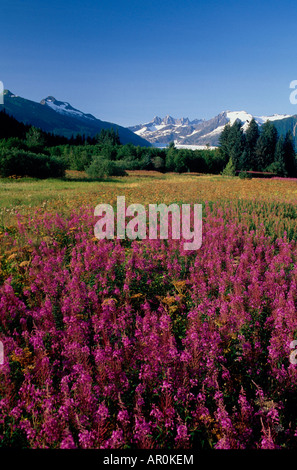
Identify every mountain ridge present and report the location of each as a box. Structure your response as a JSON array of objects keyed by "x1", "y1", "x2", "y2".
[
  {"x1": 2, "y1": 90, "x2": 151, "y2": 147},
  {"x1": 129, "y1": 111, "x2": 296, "y2": 147}
]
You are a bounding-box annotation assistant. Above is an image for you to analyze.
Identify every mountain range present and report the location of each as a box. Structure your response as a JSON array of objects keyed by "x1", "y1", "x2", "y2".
[
  {"x1": 1, "y1": 90, "x2": 150, "y2": 147},
  {"x1": 2, "y1": 89, "x2": 297, "y2": 150},
  {"x1": 129, "y1": 111, "x2": 297, "y2": 148}
]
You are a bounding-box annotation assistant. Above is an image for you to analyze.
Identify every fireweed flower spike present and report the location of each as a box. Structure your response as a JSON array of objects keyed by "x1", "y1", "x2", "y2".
[{"x1": 1, "y1": 200, "x2": 297, "y2": 448}]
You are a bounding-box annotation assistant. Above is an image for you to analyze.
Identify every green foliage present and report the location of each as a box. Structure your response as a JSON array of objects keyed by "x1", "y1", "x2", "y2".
[
  {"x1": 86, "y1": 156, "x2": 127, "y2": 179},
  {"x1": 165, "y1": 142, "x2": 178, "y2": 171},
  {"x1": 273, "y1": 136, "x2": 287, "y2": 176},
  {"x1": 228, "y1": 121, "x2": 245, "y2": 168},
  {"x1": 222, "y1": 157, "x2": 236, "y2": 176},
  {"x1": 101, "y1": 144, "x2": 118, "y2": 161},
  {"x1": 283, "y1": 131, "x2": 297, "y2": 177},
  {"x1": 162, "y1": 144, "x2": 224, "y2": 174},
  {"x1": 3, "y1": 106, "x2": 295, "y2": 180},
  {"x1": 0, "y1": 137, "x2": 26, "y2": 151},
  {"x1": 218, "y1": 117, "x2": 297, "y2": 178},
  {"x1": 95, "y1": 128, "x2": 121, "y2": 146},
  {"x1": 202, "y1": 148, "x2": 226, "y2": 174},
  {"x1": 265, "y1": 161, "x2": 285, "y2": 176},
  {"x1": 174, "y1": 149, "x2": 191, "y2": 173},
  {"x1": 152, "y1": 155, "x2": 165, "y2": 171},
  {"x1": 219, "y1": 121, "x2": 244, "y2": 170},
  {"x1": 25, "y1": 126, "x2": 46, "y2": 151},
  {"x1": 0, "y1": 109, "x2": 230, "y2": 178},
  {"x1": 255, "y1": 121, "x2": 278, "y2": 171},
  {"x1": 245, "y1": 118, "x2": 259, "y2": 169},
  {"x1": 0, "y1": 149, "x2": 65, "y2": 178},
  {"x1": 218, "y1": 123, "x2": 231, "y2": 162},
  {"x1": 239, "y1": 149, "x2": 250, "y2": 171},
  {"x1": 67, "y1": 146, "x2": 94, "y2": 171},
  {"x1": 238, "y1": 170, "x2": 252, "y2": 179}
]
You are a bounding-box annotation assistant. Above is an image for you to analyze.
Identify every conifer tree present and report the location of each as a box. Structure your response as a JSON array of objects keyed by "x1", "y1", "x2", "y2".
[
  {"x1": 218, "y1": 123, "x2": 231, "y2": 163},
  {"x1": 283, "y1": 130, "x2": 297, "y2": 177},
  {"x1": 165, "y1": 142, "x2": 177, "y2": 171},
  {"x1": 239, "y1": 149, "x2": 250, "y2": 171},
  {"x1": 274, "y1": 135, "x2": 287, "y2": 176},
  {"x1": 222, "y1": 157, "x2": 236, "y2": 176},
  {"x1": 228, "y1": 120, "x2": 244, "y2": 169},
  {"x1": 255, "y1": 121, "x2": 278, "y2": 171},
  {"x1": 245, "y1": 118, "x2": 259, "y2": 170}
]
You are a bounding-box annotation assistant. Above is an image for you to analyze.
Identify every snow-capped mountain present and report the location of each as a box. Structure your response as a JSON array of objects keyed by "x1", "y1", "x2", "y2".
[
  {"x1": 129, "y1": 111, "x2": 293, "y2": 147},
  {"x1": 40, "y1": 96, "x2": 97, "y2": 121},
  {"x1": 2, "y1": 90, "x2": 150, "y2": 146},
  {"x1": 129, "y1": 115, "x2": 204, "y2": 145}
]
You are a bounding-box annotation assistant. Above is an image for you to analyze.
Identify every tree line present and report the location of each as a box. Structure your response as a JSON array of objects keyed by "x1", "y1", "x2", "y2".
[
  {"x1": 0, "y1": 110, "x2": 226, "y2": 178},
  {"x1": 1, "y1": 109, "x2": 296, "y2": 179},
  {"x1": 219, "y1": 118, "x2": 297, "y2": 177}
]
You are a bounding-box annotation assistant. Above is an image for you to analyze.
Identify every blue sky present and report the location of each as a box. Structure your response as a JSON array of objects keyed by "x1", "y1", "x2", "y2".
[{"x1": 1, "y1": 0, "x2": 297, "y2": 126}]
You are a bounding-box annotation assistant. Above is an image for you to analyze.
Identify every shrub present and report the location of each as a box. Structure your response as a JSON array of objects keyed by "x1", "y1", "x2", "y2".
[
  {"x1": 238, "y1": 170, "x2": 252, "y2": 179},
  {"x1": 0, "y1": 149, "x2": 65, "y2": 178},
  {"x1": 152, "y1": 156, "x2": 165, "y2": 172},
  {"x1": 0, "y1": 137, "x2": 26, "y2": 150},
  {"x1": 86, "y1": 156, "x2": 127, "y2": 179},
  {"x1": 265, "y1": 161, "x2": 286, "y2": 177},
  {"x1": 222, "y1": 157, "x2": 236, "y2": 176}
]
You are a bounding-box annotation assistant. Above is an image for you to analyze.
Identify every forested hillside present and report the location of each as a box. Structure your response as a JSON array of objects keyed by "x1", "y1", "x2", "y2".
[{"x1": 0, "y1": 110, "x2": 296, "y2": 179}]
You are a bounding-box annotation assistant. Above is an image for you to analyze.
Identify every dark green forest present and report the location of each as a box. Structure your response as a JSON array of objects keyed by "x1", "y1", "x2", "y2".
[
  {"x1": 0, "y1": 110, "x2": 296, "y2": 179},
  {"x1": 219, "y1": 118, "x2": 297, "y2": 177}
]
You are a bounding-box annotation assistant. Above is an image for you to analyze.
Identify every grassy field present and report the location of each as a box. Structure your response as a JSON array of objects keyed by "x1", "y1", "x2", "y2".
[
  {"x1": 1, "y1": 170, "x2": 297, "y2": 215},
  {"x1": 2, "y1": 170, "x2": 297, "y2": 242}
]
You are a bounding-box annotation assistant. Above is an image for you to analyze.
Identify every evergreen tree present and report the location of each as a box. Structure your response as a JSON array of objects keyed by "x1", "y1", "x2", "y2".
[
  {"x1": 283, "y1": 130, "x2": 297, "y2": 177},
  {"x1": 218, "y1": 121, "x2": 244, "y2": 170},
  {"x1": 165, "y1": 142, "x2": 177, "y2": 171},
  {"x1": 95, "y1": 128, "x2": 121, "y2": 146},
  {"x1": 239, "y1": 149, "x2": 250, "y2": 171},
  {"x1": 218, "y1": 123, "x2": 231, "y2": 163},
  {"x1": 245, "y1": 118, "x2": 259, "y2": 170},
  {"x1": 228, "y1": 120, "x2": 244, "y2": 169},
  {"x1": 273, "y1": 135, "x2": 287, "y2": 176},
  {"x1": 222, "y1": 157, "x2": 236, "y2": 176},
  {"x1": 254, "y1": 121, "x2": 278, "y2": 171}
]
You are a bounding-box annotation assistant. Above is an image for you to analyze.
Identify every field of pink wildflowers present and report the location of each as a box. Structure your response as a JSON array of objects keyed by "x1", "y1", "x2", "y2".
[{"x1": 1, "y1": 200, "x2": 297, "y2": 449}]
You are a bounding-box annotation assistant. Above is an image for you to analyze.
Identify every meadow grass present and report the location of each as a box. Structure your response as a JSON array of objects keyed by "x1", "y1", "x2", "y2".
[
  {"x1": 1, "y1": 170, "x2": 297, "y2": 243},
  {"x1": 1, "y1": 171, "x2": 297, "y2": 210}
]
